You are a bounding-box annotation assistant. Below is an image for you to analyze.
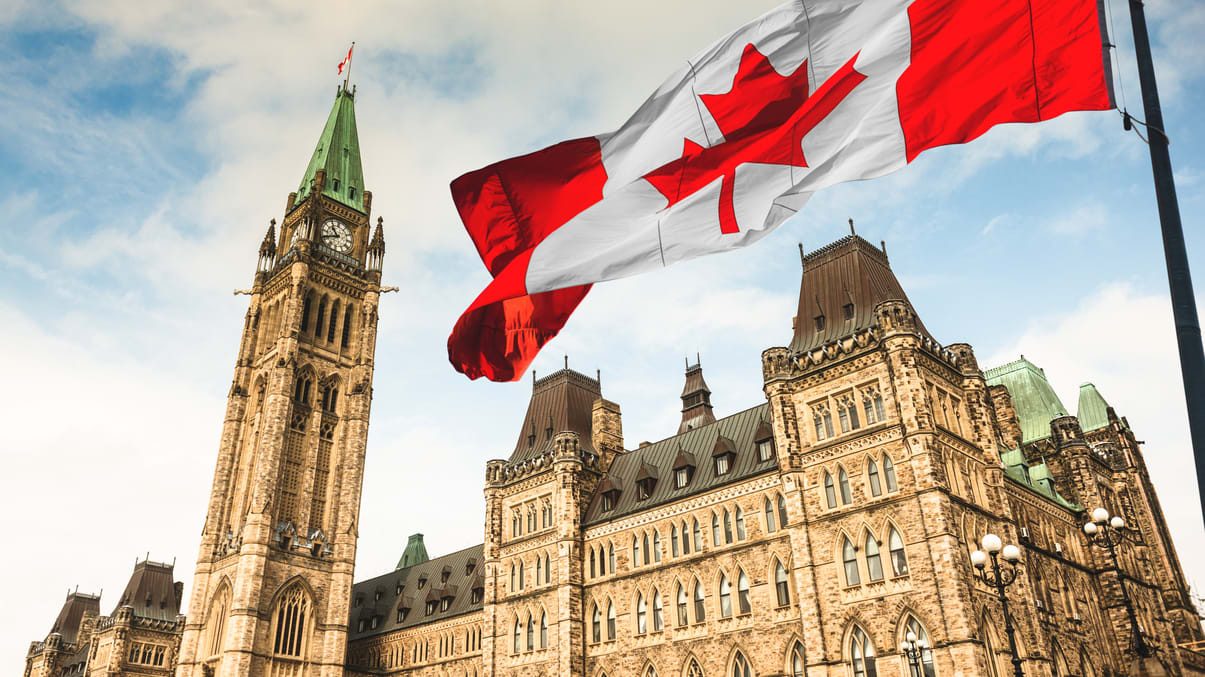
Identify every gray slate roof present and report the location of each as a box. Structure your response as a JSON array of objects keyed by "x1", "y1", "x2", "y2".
[
  {"x1": 114, "y1": 560, "x2": 182, "y2": 621},
  {"x1": 508, "y1": 368, "x2": 601, "y2": 464},
  {"x1": 585, "y1": 403, "x2": 776, "y2": 525},
  {"x1": 349, "y1": 544, "x2": 484, "y2": 641}
]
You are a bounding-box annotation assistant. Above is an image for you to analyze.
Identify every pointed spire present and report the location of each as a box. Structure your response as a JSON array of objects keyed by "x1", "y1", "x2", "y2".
[
  {"x1": 679, "y1": 357, "x2": 716, "y2": 433},
  {"x1": 367, "y1": 216, "x2": 386, "y2": 271},
  {"x1": 296, "y1": 86, "x2": 365, "y2": 212},
  {"x1": 1077, "y1": 382, "x2": 1111, "y2": 432},
  {"x1": 396, "y1": 533, "x2": 430, "y2": 570},
  {"x1": 258, "y1": 219, "x2": 277, "y2": 272}
]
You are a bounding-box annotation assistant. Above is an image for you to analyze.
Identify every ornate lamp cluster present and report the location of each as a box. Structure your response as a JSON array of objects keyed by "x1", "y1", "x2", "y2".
[
  {"x1": 899, "y1": 630, "x2": 929, "y2": 676},
  {"x1": 1083, "y1": 507, "x2": 1150, "y2": 658},
  {"x1": 971, "y1": 533, "x2": 1025, "y2": 677}
]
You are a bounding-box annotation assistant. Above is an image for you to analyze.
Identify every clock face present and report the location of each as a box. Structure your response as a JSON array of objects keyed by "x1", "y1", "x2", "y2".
[{"x1": 320, "y1": 219, "x2": 353, "y2": 253}]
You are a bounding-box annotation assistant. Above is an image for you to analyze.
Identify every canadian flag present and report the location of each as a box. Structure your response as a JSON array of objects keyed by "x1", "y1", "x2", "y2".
[
  {"x1": 338, "y1": 44, "x2": 354, "y2": 75},
  {"x1": 449, "y1": 0, "x2": 1113, "y2": 381}
]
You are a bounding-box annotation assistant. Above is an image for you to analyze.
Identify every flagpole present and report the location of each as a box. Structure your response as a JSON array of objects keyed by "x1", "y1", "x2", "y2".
[
  {"x1": 344, "y1": 42, "x2": 355, "y2": 92},
  {"x1": 1127, "y1": 0, "x2": 1205, "y2": 529}
]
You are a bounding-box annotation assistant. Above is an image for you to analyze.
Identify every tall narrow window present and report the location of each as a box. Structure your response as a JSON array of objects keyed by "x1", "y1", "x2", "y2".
[
  {"x1": 732, "y1": 651, "x2": 753, "y2": 677},
  {"x1": 693, "y1": 579, "x2": 706, "y2": 622},
  {"x1": 850, "y1": 626, "x2": 877, "y2": 677},
  {"x1": 518, "y1": 562, "x2": 525, "y2": 590},
  {"x1": 606, "y1": 601, "x2": 616, "y2": 640},
  {"x1": 765, "y1": 497, "x2": 777, "y2": 533},
  {"x1": 636, "y1": 593, "x2": 648, "y2": 634},
  {"x1": 300, "y1": 293, "x2": 313, "y2": 333},
  {"x1": 889, "y1": 527, "x2": 909, "y2": 575},
  {"x1": 865, "y1": 533, "x2": 884, "y2": 582},
  {"x1": 544, "y1": 553, "x2": 551, "y2": 584},
  {"x1": 652, "y1": 590, "x2": 664, "y2": 631},
  {"x1": 824, "y1": 472, "x2": 837, "y2": 509},
  {"x1": 536, "y1": 556, "x2": 543, "y2": 584},
  {"x1": 719, "y1": 574, "x2": 732, "y2": 618},
  {"x1": 672, "y1": 525, "x2": 680, "y2": 557},
  {"x1": 790, "y1": 642, "x2": 805, "y2": 677},
  {"x1": 687, "y1": 659, "x2": 705, "y2": 677},
  {"x1": 589, "y1": 549, "x2": 597, "y2": 578},
  {"x1": 775, "y1": 560, "x2": 791, "y2": 607},
  {"x1": 608, "y1": 544, "x2": 616, "y2": 572},
  {"x1": 633, "y1": 535, "x2": 641, "y2": 568},
  {"x1": 904, "y1": 616, "x2": 936, "y2": 677},
  {"x1": 653, "y1": 531, "x2": 662, "y2": 563},
  {"x1": 272, "y1": 584, "x2": 309, "y2": 658},
  {"x1": 513, "y1": 618, "x2": 521, "y2": 653},
  {"x1": 341, "y1": 306, "x2": 353, "y2": 348},
  {"x1": 526, "y1": 614, "x2": 534, "y2": 651},
  {"x1": 677, "y1": 583, "x2": 689, "y2": 626},
  {"x1": 839, "y1": 468, "x2": 853, "y2": 504},
  {"x1": 737, "y1": 570, "x2": 751, "y2": 614},
  {"x1": 778, "y1": 493, "x2": 788, "y2": 527},
  {"x1": 735, "y1": 507, "x2": 746, "y2": 540},
  {"x1": 643, "y1": 533, "x2": 651, "y2": 565},
  {"x1": 692, "y1": 519, "x2": 702, "y2": 552},
  {"x1": 314, "y1": 298, "x2": 327, "y2": 338},
  {"x1": 327, "y1": 300, "x2": 340, "y2": 341},
  {"x1": 868, "y1": 459, "x2": 882, "y2": 497},
  {"x1": 843, "y1": 537, "x2": 861, "y2": 585},
  {"x1": 723, "y1": 509, "x2": 734, "y2": 543},
  {"x1": 883, "y1": 455, "x2": 898, "y2": 492},
  {"x1": 591, "y1": 605, "x2": 601, "y2": 643},
  {"x1": 712, "y1": 513, "x2": 721, "y2": 546}
]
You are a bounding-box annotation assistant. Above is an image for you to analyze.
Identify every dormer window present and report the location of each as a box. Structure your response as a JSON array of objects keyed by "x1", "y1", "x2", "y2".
[
  {"x1": 332, "y1": 178, "x2": 341, "y2": 192},
  {"x1": 471, "y1": 587, "x2": 484, "y2": 604},
  {"x1": 417, "y1": 575, "x2": 428, "y2": 590},
  {"x1": 598, "y1": 478, "x2": 621, "y2": 512},
  {"x1": 757, "y1": 439, "x2": 775, "y2": 462},
  {"x1": 672, "y1": 449, "x2": 696, "y2": 489},
  {"x1": 843, "y1": 302, "x2": 855, "y2": 320},
  {"x1": 426, "y1": 600, "x2": 437, "y2": 615},
  {"x1": 712, "y1": 435, "x2": 737, "y2": 476},
  {"x1": 465, "y1": 559, "x2": 477, "y2": 576},
  {"x1": 397, "y1": 608, "x2": 408, "y2": 623},
  {"x1": 754, "y1": 420, "x2": 775, "y2": 462},
  {"x1": 348, "y1": 186, "x2": 357, "y2": 201},
  {"x1": 354, "y1": 595, "x2": 363, "y2": 608},
  {"x1": 675, "y1": 467, "x2": 691, "y2": 488},
  {"x1": 370, "y1": 616, "x2": 379, "y2": 629},
  {"x1": 441, "y1": 566, "x2": 452, "y2": 585},
  {"x1": 814, "y1": 315, "x2": 826, "y2": 332},
  {"x1": 395, "y1": 583, "x2": 403, "y2": 595},
  {"x1": 635, "y1": 462, "x2": 658, "y2": 501}
]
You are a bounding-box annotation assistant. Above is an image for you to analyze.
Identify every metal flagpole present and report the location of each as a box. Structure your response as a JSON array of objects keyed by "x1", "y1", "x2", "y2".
[{"x1": 1126, "y1": 0, "x2": 1205, "y2": 529}]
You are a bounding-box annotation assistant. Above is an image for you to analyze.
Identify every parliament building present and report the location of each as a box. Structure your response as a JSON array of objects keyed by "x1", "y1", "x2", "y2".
[{"x1": 24, "y1": 84, "x2": 1205, "y2": 677}]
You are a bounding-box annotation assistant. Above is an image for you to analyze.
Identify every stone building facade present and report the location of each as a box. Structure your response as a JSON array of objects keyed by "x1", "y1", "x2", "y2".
[
  {"x1": 23, "y1": 84, "x2": 1205, "y2": 677},
  {"x1": 25, "y1": 559, "x2": 185, "y2": 677}
]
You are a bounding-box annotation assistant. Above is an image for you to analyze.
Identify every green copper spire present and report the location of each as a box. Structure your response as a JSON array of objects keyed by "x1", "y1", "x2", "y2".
[
  {"x1": 984, "y1": 356, "x2": 1069, "y2": 444},
  {"x1": 296, "y1": 86, "x2": 365, "y2": 212},
  {"x1": 396, "y1": 533, "x2": 430, "y2": 570},
  {"x1": 1077, "y1": 382, "x2": 1111, "y2": 432}
]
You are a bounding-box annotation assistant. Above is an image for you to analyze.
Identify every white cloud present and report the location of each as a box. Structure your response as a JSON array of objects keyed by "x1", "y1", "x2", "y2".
[
  {"x1": 1044, "y1": 202, "x2": 1112, "y2": 237},
  {"x1": 984, "y1": 283, "x2": 1205, "y2": 592}
]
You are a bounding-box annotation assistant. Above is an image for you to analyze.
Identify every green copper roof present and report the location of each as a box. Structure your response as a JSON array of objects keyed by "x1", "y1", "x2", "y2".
[
  {"x1": 396, "y1": 533, "x2": 429, "y2": 570},
  {"x1": 296, "y1": 87, "x2": 365, "y2": 212},
  {"x1": 999, "y1": 446, "x2": 1079, "y2": 510},
  {"x1": 984, "y1": 357, "x2": 1069, "y2": 444},
  {"x1": 1077, "y1": 383, "x2": 1111, "y2": 432}
]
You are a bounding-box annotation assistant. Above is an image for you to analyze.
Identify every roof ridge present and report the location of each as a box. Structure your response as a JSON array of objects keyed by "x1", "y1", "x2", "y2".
[
  {"x1": 802, "y1": 234, "x2": 888, "y2": 267},
  {"x1": 533, "y1": 367, "x2": 600, "y2": 392},
  {"x1": 633, "y1": 401, "x2": 768, "y2": 451}
]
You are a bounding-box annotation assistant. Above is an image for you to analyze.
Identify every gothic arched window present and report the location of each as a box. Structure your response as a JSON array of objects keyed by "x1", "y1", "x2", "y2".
[
  {"x1": 868, "y1": 458, "x2": 882, "y2": 496},
  {"x1": 865, "y1": 532, "x2": 884, "y2": 582},
  {"x1": 314, "y1": 296, "x2": 327, "y2": 339},
  {"x1": 824, "y1": 472, "x2": 837, "y2": 509},
  {"x1": 889, "y1": 526, "x2": 909, "y2": 575},
  {"x1": 606, "y1": 600, "x2": 617, "y2": 640},
  {"x1": 672, "y1": 525, "x2": 680, "y2": 557},
  {"x1": 591, "y1": 604, "x2": 601, "y2": 643},
  {"x1": 843, "y1": 536, "x2": 861, "y2": 586},
  {"x1": 608, "y1": 544, "x2": 616, "y2": 572},
  {"x1": 839, "y1": 467, "x2": 853, "y2": 504},
  {"x1": 693, "y1": 578, "x2": 706, "y2": 622},
  {"x1": 732, "y1": 651, "x2": 753, "y2": 677},
  {"x1": 777, "y1": 493, "x2": 789, "y2": 527},
  {"x1": 636, "y1": 592, "x2": 648, "y2": 634},
  {"x1": 526, "y1": 613, "x2": 535, "y2": 651},
  {"x1": 206, "y1": 585, "x2": 231, "y2": 658},
  {"x1": 676, "y1": 582, "x2": 689, "y2": 626},
  {"x1": 652, "y1": 589, "x2": 664, "y2": 631},
  {"x1": 327, "y1": 300, "x2": 340, "y2": 342},
  {"x1": 850, "y1": 626, "x2": 877, "y2": 677},
  {"x1": 340, "y1": 305, "x2": 354, "y2": 348},
  {"x1": 512, "y1": 617, "x2": 521, "y2": 653},
  {"x1": 903, "y1": 615, "x2": 936, "y2": 677},
  {"x1": 775, "y1": 560, "x2": 791, "y2": 607},
  {"x1": 692, "y1": 518, "x2": 702, "y2": 552},
  {"x1": 789, "y1": 641, "x2": 805, "y2": 677},
  {"x1": 653, "y1": 530, "x2": 662, "y2": 563},
  {"x1": 271, "y1": 583, "x2": 310, "y2": 658},
  {"x1": 883, "y1": 454, "x2": 898, "y2": 492},
  {"x1": 719, "y1": 573, "x2": 732, "y2": 618},
  {"x1": 737, "y1": 569, "x2": 751, "y2": 614},
  {"x1": 764, "y1": 497, "x2": 777, "y2": 533},
  {"x1": 687, "y1": 658, "x2": 705, "y2": 677}
]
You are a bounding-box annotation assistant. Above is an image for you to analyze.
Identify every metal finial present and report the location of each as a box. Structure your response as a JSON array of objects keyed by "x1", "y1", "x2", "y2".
[
  {"x1": 881, "y1": 240, "x2": 888, "y2": 256},
  {"x1": 798, "y1": 242, "x2": 805, "y2": 269},
  {"x1": 848, "y1": 218, "x2": 856, "y2": 235},
  {"x1": 696, "y1": 352, "x2": 701, "y2": 366},
  {"x1": 564, "y1": 354, "x2": 569, "y2": 370}
]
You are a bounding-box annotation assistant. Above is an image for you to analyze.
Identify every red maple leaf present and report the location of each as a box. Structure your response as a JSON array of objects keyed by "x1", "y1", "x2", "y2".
[{"x1": 643, "y1": 44, "x2": 866, "y2": 234}]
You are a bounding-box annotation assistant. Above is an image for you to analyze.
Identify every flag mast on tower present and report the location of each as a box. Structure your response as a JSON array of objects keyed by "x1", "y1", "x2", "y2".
[{"x1": 338, "y1": 42, "x2": 355, "y2": 91}]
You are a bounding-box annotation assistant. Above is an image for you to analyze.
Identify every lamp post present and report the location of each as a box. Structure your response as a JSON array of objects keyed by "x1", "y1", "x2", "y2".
[
  {"x1": 899, "y1": 630, "x2": 927, "y2": 676},
  {"x1": 972, "y1": 534, "x2": 1025, "y2": 677},
  {"x1": 1083, "y1": 507, "x2": 1151, "y2": 658}
]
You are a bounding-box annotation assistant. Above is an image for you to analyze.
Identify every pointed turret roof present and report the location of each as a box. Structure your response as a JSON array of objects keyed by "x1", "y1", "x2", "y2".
[
  {"x1": 113, "y1": 559, "x2": 182, "y2": 621},
  {"x1": 296, "y1": 86, "x2": 365, "y2": 212},
  {"x1": 397, "y1": 534, "x2": 430, "y2": 570},
  {"x1": 49, "y1": 591, "x2": 100, "y2": 644},
  {"x1": 679, "y1": 359, "x2": 716, "y2": 433},
  {"x1": 509, "y1": 367, "x2": 601, "y2": 463},
  {"x1": 984, "y1": 357, "x2": 1069, "y2": 444},
  {"x1": 790, "y1": 235, "x2": 931, "y2": 352},
  {"x1": 1077, "y1": 382, "x2": 1111, "y2": 432}
]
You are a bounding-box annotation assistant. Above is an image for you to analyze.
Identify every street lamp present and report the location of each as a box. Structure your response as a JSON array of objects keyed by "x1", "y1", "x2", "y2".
[
  {"x1": 1083, "y1": 507, "x2": 1150, "y2": 658},
  {"x1": 900, "y1": 630, "x2": 928, "y2": 676},
  {"x1": 972, "y1": 533, "x2": 1025, "y2": 677}
]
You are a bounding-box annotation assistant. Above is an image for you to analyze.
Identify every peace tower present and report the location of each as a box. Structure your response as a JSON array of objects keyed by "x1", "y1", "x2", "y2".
[{"x1": 174, "y1": 83, "x2": 386, "y2": 677}]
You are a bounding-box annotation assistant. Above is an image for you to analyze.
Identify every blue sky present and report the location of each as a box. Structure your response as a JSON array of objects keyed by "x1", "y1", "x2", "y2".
[{"x1": 2, "y1": 0, "x2": 1203, "y2": 666}]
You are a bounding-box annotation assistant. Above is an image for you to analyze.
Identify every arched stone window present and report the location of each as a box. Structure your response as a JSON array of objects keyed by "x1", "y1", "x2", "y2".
[
  {"x1": 271, "y1": 583, "x2": 310, "y2": 658},
  {"x1": 314, "y1": 296, "x2": 328, "y2": 338},
  {"x1": 692, "y1": 518, "x2": 703, "y2": 552},
  {"x1": 979, "y1": 618, "x2": 1001, "y2": 677},
  {"x1": 902, "y1": 615, "x2": 935, "y2": 677},
  {"x1": 606, "y1": 600, "x2": 617, "y2": 640},
  {"x1": 735, "y1": 507, "x2": 746, "y2": 540},
  {"x1": 643, "y1": 532, "x2": 652, "y2": 564},
  {"x1": 327, "y1": 299, "x2": 340, "y2": 342},
  {"x1": 868, "y1": 458, "x2": 882, "y2": 496},
  {"x1": 719, "y1": 573, "x2": 733, "y2": 618},
  {"x1": 644, "y1": 666, "x2": 659, "y2": 677},
  {"x1": 824, "y1": 472, "x2": 837, "y2": 508},
  {"x1": 544, "y1": 553, "x2": 552, "y2": 584},
  {"x1": 676, "y1": 582, "x2": 689, "y2": 626},
  {"x1": 737, "y1": 569, "x2": 751, "y2": 614},
  {"x1": 774, "y1": 560, "x2": 791, "y2": 607},
  {"x1": 712, "y1": 512, "x2": 721, "y2": 545},
  {"x1": 636, "y1": 592, "x2": 648, "y2": 634},
  {"x1": 591, "y1": 603, "x2": 601, "y2": 643},
  {"x1": 608, "y1": 544, "x2": 616, "y2": 572},
  {"x1": 865, "y1": 532, "x2": 884, "y2": 582},
  {"x1": 850, "y1": 626, "x2": 877, "y2": 677},
  {"x1": 672, "y1": 524, "x2": 681, "y2": 557},
  {"x1": 652, "y1": 589, "x2": 664, "y2": 631},
  {"x1": 723, "y1": 508, "x2": 734, "y2": 543},
  {"x1": 764, "y1": 497, "x2": 777, "y2": 533},
  {"x1": 731, "y1": 650, "x2": 753, "y2": 677},
  {"x1": 686, "y1": 658, "x2": 705, "y2": 677},
  {"x1": 653, "y1": 530, "x2": 662, "y2": 563},
  {"x1": 693, "y1": 578, "x2": 706, "y2": 622},
  {"x1": 526, "y1": 612, "x2": 537, "y2": 652},
  {"x1": 889, "y1": 526, "x2": 909, "y2": 576},
  {"x1": 340, "y1": 304, "x2": 354, "y2": 348},
  {"x1": 205, "y1": 584, "x2": 231, "y2": 659},
  {"x1": 788, "y1": 641, "x2": 805, "y2": 677},
  {"x1": 883, "y1": 454, "x2": 898, "y2": 492},
  {"x1": 512, "y1": 617, "x2": 521, "y2": 653},
  {"x1": 777, "y1": 493, "x2": 788, "y2": 527},
  {"x1": 633, "y1": 535, "x2": 641, "y2": 568},
  {"x1": 839, "y1": 467, "x2": 853, "y2": 504},
  {"x1": 842, "y1": 536, "x2": 861, "y2": 585}
]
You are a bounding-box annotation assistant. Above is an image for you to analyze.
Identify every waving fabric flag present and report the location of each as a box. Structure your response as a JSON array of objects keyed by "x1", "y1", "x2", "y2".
[{"x1": 449, "y1": 0, "x2": 1113, "y2": 381}]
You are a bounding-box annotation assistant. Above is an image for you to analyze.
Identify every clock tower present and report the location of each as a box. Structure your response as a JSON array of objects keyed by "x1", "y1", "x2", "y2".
[{"x1": 176, "y1": 83, "x2": 386, "y2": 677}]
